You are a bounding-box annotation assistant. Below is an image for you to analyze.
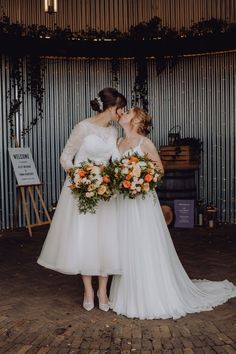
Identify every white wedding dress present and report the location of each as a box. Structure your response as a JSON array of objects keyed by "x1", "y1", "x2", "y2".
[
  {"x1": 109, "y1": 139, "x2": 236, "y2": 320},
  {"x1": 37, "y1": 120, "x2": 121, "y2": 276}
]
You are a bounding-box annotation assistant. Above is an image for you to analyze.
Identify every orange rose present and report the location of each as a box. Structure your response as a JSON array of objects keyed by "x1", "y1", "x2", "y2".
[
  {"x1": 144, "y1": 174, "x2": 153, "y2": 183},
  {"x1": 126, "y1": 172, "x2": 132, "y2": 181},
  {"x1": 123, "y1": 180, "x2": 131, "y2": 189},
  {"x1": 103, "y1": 175, "x2": 110, "y2": 183},
  {"x1": 69, "y1": 184, "x2": 76, "y2": 190},
  {"x1": 79, "y1": 170, "x2": 86, "y2": 178},
  {"x1": 129, "y1": 156, "x2": 139, "y2": 163}
]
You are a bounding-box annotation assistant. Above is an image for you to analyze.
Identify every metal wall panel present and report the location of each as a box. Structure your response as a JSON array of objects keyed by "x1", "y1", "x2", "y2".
[
  {"x1": 148, "y1": 52, "x2": 236, "y2": 223},
  {"x1": 1, "y1": 0, "x2": 236, "y2": 32},
  {"x1": 1, "y1": 52, "x2": 236, "y2": 229}
]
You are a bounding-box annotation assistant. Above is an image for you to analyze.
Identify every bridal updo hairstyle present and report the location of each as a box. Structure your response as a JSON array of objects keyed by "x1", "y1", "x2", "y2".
[
  {"x1": 131, "y1": 107, "x2": 152, "y2": 136},
  {"x1": 90, "y1": 87, "x2": 127, "y2": 113}
]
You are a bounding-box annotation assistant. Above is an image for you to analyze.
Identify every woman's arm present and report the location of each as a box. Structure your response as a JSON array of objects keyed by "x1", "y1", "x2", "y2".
[
  {"x1": 141, "y1": 138, "x2": 164, "y2": 173},
  {"x1": 60, "y1": 122, "x2": 86, "y2": 172}
]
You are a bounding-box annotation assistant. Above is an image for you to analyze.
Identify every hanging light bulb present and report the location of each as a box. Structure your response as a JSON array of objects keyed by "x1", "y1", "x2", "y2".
[{"x1": 44, "y1": 0, "x2": 57, "y2": 14}]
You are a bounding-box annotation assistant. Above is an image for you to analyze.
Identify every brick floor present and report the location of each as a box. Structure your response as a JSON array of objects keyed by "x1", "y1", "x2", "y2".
[{"x1": 0, "y1": 225, "x2": 236, "y2": 354}]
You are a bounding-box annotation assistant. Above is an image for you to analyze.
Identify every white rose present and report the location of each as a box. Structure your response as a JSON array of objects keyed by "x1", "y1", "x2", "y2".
[
  {"x1": 94, "y1": 180, "x2": 101, "y2": 188},
  {"x1": 137, "y1": 161, "x2": 147, "y2": 167},
  {"x1": 91, "y1": 166, "x2": 100, "y2": 174},
  {"x1": 82, "y1": 177, "x2": 90, "y2": 184},
  {"x1": 121, "y1": 159, "x2": 129, "y2": 165},
  {"x1": 87, "y1": 183, "x2": 96, "y2": 191},
  {"x1": 95, "y1": 176, "x2": 103, "y2": 184},
  {"x1": 85, "y1": 191, "x2": 94, "y2": 198},
  {"x1": 132, "y1": 166, "x2": 141, "y2": 178},
  {"x1": 138, "y1": 178, "x2": 144, "y2": 184},
  {"x1": 136, "y1": 186, "x2": 141, "y2": 192},
  {"x1": 122, "y1": 167, "x2": 129, "y2": 175}
]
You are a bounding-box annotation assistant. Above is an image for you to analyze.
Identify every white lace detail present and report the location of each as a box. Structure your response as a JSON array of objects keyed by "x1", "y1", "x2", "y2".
[
  {"x1": 60, "y1": 120, "x2": 117, "y2": 170},
  {"x1": 60, "y1": 121, "x2": 87, "y2": 171}
]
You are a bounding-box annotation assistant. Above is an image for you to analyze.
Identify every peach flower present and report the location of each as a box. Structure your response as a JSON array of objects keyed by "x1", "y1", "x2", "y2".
[
  {"x1": 98, "y1": 185, "x2": 107, "y2": 195},
  {"x1": 123, "y1": 180, "x2": 131, "y2": 189},
  {"x1": 144, "y1": 174, "x2": 153, "y2": 183},
  {"x1": 142, "y1": 183, "x2": 150, "y2": 192}
]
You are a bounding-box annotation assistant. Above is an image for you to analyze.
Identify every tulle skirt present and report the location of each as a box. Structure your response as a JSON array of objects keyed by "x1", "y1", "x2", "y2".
[
  {"x1": 37, "y1": 176, "x2": 121, "y2": 276},
  {"x1": 109, "y1": 193, "x2": 236, "y2": 320}
]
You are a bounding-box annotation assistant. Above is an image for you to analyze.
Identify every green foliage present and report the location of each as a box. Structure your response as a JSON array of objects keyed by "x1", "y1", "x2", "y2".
[{"x1": 0, "y1": 15, "x2": 233, "y2": 42}]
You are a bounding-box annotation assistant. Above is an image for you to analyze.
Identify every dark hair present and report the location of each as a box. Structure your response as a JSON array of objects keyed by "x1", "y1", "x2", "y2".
[
  {"x1": 131, "y1": 107, "x2": 152, "y2": 136},
  {"x1": 90, "y1": 87, "x2": 127, "y2": 113}
]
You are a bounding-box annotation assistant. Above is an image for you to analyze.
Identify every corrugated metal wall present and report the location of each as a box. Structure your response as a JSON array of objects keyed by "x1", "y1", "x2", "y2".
[
  {"x1": 1, "y1": 52, "x2": 236, "y2": 229},
  {"x1": 2, "y1": 0, "x2": 236, "y2": 32}
]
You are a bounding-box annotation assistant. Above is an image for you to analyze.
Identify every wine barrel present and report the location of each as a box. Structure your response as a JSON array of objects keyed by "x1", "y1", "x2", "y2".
[{"x1": 157, "y1": 170, "x2": 196, "y2": 206}]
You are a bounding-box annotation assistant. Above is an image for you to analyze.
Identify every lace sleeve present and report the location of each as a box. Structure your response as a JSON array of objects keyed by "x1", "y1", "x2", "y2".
[{"x1": 60, "y1": 121, "x2": 86, "y2": 171}]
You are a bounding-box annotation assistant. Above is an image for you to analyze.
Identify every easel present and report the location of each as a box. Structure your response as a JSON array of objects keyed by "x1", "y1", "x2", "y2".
[
  {"x1": 10, "y1": 137, "x2": 51, "y2": 237},
  {"x1": 15, "y1": 183, "x2": 51, "y2": 237}
]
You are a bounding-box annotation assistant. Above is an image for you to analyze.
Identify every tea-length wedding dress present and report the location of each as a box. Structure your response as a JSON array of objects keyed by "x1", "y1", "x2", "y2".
[
  {"x1": 37, "y1": 120, "x2": 121, "y2": 276},
  {"x1": 109, "y1": 139, "x2": 236, "y2": 319}
]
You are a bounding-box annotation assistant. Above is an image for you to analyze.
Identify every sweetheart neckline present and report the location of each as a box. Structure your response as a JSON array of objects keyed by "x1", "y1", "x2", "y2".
[{"x1": 117, "y1": 145, "x2": 143, "y2": 157}]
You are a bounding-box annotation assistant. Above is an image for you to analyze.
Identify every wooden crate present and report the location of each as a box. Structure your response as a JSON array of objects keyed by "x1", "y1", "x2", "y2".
[{"x1": 160, "y1": 145, "x2": 201, "y2": 170}]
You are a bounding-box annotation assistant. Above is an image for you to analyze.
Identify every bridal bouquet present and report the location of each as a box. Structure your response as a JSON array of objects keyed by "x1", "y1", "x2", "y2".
[
  {"x1": 111, "y1": 153, "x2": 164, "y2": 199},
  {"x1": 67, "y1": 160, "x2": 114, "y2": 214}
]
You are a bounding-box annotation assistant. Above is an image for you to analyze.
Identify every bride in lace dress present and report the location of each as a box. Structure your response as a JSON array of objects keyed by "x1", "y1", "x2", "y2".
[
  {"x1": 37, "y1": 88, "x2": 127, "y2": 311},
  {"x1": 109, "y1": 107, "x2": 236, "y2": 320}
]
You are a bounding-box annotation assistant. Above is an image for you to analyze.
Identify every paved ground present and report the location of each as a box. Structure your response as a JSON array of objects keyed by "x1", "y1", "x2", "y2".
[{"x1": 0, "y1": 224, "x2": 236, "y2": 354}]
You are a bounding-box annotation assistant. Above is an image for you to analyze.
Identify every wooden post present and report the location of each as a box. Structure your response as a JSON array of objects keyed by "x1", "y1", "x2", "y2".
[{"x1": 15, "y1": 184, "x2": 51, "y2": 237}]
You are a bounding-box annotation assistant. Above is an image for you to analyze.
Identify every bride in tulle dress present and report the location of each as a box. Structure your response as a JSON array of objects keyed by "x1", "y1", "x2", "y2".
[
  {"x1": 109, "y1": 107, "x2": 236, "y2": 320},
  {"x1": 37, "y1": 88, "x2": 127, "y2": 312}
]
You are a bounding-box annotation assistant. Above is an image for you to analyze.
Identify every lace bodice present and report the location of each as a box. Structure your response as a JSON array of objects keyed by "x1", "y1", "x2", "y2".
[{"x1": 60, "y1": 120, "x2": 118, "y2": 170}]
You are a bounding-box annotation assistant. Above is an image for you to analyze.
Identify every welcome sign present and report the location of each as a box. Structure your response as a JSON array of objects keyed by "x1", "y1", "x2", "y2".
[
  {"x1": 9, "y1": 148, "x2": 41, "y2": 186},
  {"x1": 174, "y1": 199, "x2": 194, "y2": 228}
]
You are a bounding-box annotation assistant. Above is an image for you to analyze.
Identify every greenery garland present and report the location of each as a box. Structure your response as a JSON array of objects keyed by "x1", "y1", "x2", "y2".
[
  {"x1": 24, "y1": 56, "x2": 45, "y2": 136},
  {"x1": 0, "y1": 15, "x2": 235, "y2": 42},
  {"x1": 7, "y1": 56, "x2": 45, "y2": 139},
  {"x1": 132, "y1": 58, "x2": 149, "y2": 112},
  {"x1": 111, "y1": 59, "x2": 120, "y2": 89},
  {"x1": 2, "y1": 14, "x2": 236, "y2": 135},
  {"x1": 7, "y1": 56, "x2": 24, "y2": 141}
]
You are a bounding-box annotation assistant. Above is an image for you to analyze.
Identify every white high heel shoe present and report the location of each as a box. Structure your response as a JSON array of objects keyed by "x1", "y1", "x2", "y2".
[
  {"x1": 97, "y1": 291, "x2": 110, "y2": 312},
  {"x1": 83, "y1": 291, "x2": 94, "y2": 311}
]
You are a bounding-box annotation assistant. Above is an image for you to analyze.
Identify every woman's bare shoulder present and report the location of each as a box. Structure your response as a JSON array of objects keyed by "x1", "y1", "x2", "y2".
[{"x1": 142, "y1": 137, "x2": 157, "y2": 149}]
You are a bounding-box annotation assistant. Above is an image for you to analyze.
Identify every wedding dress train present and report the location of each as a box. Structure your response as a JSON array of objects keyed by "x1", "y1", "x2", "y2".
[{"x1": 109, "y1": 141, "x2": 236, "y2": 319}]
